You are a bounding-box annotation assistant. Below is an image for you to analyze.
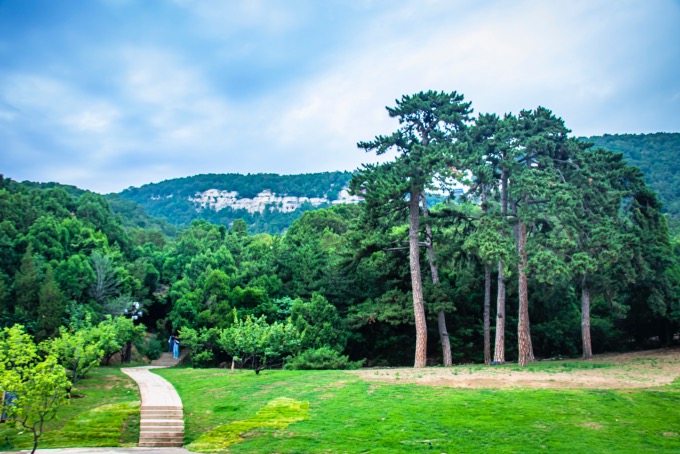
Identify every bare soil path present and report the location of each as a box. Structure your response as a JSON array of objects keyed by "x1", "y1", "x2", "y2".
[{"x1": 349, "y1": 347, "x2": 680, "y2": 389}]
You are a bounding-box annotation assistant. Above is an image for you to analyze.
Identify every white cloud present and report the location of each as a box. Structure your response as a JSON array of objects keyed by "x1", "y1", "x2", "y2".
[{"x1": 1, "y1": 0, "x2": 678, "y2": 192}]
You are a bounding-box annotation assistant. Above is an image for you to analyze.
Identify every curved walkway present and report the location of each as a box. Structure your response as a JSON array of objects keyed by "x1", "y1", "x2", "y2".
[
  {"x1": 29, "y1": 448, "x2": 187, "y2": 453},
  {"x1": 121, "y1": 358, "x2": 184, "y2": 448}
]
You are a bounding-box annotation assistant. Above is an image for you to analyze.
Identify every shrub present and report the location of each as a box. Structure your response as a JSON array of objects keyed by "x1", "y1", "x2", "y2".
[
  {"x1": 138, "y1": 337, "x2": 163, "y2": 361},
  {"x1": 284, "y1": 347, "x2": 363, "y2": 370}
]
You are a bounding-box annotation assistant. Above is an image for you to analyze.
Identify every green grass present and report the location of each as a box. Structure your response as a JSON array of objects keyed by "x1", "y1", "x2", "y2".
[
  {"x1": 187, "y1": 397, "x2": 309, "y2": 452},
  {"x1": 0, "y1": 367, "x2": 140, "y2": 451},
  {"x1": 155, "y1": 367, "x2": 680, "y2": 453},
  {"x1": 1, "y1": 360, "x2": 678, "y2": 453}
]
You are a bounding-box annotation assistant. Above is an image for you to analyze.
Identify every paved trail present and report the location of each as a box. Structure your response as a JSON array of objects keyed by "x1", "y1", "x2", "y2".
[{"x1": 121, "y1": 352, "x2": 185, "y2": 448}]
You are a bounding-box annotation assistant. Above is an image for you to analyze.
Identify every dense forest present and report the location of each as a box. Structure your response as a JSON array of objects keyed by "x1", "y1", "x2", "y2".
[
  {"x1": 1, "y1": 93, "x2": 679, "y2": 372},
  {"x1": 586, "y1": 133, "x2": 680, "y2": 233},
  {"x1": 118, "y1": 172, "x2": 354, "y2": 234}
]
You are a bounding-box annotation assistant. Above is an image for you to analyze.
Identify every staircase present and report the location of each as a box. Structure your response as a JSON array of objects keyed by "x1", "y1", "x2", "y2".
[
  {"x1": 151, "y1": 351, "x2": 183, "y2": 367},
  {"x1": 121, "y1": 361, "x2": 186, "y2": 448},
  {"x1": 139, "y1": 404, "x2": 184, "y2": 447}
]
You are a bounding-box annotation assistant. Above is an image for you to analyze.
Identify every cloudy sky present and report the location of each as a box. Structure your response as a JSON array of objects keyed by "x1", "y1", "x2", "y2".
[{"x1": 1, "y1": 0, "x2": 679, "y2": 194}]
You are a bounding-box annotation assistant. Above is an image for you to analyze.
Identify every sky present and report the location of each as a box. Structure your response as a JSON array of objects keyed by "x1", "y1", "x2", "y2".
[{"x1": 0, "y1": 0, "x2": 679, "y2": 194}]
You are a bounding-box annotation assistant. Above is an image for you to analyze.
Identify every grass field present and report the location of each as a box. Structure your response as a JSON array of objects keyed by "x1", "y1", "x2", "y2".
[
  {"x1": 155, "y1": 348, "x2": 680, "y2": 453},
  {"x1": 0, "y1": 367, "x2": 140, "y2": 451},
  {"x1": 0, "y1": 349, "x2": 678, "y2": 453}
]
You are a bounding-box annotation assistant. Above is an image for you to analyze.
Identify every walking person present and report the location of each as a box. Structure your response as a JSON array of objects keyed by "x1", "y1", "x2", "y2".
[
  {"x1": 168, "y1": 335, "x2": 175, "y2": 353},
  {"x1": 173, "y1": 336, "x2": 180, "y2": 359}
]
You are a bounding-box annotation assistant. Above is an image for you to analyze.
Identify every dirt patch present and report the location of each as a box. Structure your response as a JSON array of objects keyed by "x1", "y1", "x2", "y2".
[{"x1": 349, "y1": 347, "x2": 680, "y2": 389}]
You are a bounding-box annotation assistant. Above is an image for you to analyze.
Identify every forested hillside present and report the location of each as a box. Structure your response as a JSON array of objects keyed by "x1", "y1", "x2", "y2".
[
  {"x1": 586, "y1": 133, "x2": 680, "y2": 232},
  {"x1": 118, "y1": 172, "x2": 354, "y2": 234},
  {"x1": 1, "y1": 94, "x2": 679, "y2": 373}
]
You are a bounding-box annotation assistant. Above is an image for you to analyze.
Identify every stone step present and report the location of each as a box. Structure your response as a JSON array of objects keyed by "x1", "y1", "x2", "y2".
[
  {"x1": 141, "y1": 419, "x2": 184, "y2": 427},
  {"x1": 139, "y1": 437, "x2": 184, "y2": 443},
  {"x1": 141, "y1": 409, "x2": 183, "y2": 416},
  {"x1": 140, "y1": 433, "x2": 184, "y2": 439},
  {"x1": 142, "y1": 405, "x2": 182, "y2": 411},
  {"x1": 140, "y1": 430, "x2": 184, "y2": 437},
  {"x1": 138, "y1": 441, "x2": 184, "y2": 447}
]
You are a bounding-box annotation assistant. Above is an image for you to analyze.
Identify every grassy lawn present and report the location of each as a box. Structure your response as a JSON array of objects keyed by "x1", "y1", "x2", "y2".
[
  {"x1": 155, "y1": 362, "x2": 680, "y2": 453},
  {"x1": 0, "y1": 367, "x2": 140, "y2": 451},
  {"x1": 0, "y1": 357, "x2": 678, "y2": 453}
]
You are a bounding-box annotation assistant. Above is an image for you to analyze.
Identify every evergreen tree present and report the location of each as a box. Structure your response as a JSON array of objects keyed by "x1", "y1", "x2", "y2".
[
  {"x1": 15, "y1": 248, "x2": 42, "y2": 326},
  {"x1": 37, "y1": 266, "x2": 66, "y2": 341},
  {"x1": 353, "y1": 91, "x2": 472, "y2": 367}
]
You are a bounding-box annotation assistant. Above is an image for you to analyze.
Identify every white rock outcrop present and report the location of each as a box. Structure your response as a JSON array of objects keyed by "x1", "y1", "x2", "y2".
[{"x1": 188, "y1": 187, "x2": 362, "y2": 214}]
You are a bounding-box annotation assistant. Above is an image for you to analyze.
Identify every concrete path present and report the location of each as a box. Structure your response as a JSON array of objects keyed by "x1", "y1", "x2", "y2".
[
  {"x1": 121, "y1": 357, "x2": 184, "y2": 448},
  {"x1": 24, "y1": 448, "x2": 187, "y2": 454}
]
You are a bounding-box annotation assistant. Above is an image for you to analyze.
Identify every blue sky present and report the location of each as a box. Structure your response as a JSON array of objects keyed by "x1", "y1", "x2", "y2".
[{"x1": 1, "y1": 0, "x2": 679, "y2": 194}]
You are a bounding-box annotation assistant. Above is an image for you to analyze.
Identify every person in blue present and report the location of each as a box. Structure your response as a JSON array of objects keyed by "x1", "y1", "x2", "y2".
[
  {"x1": 173, "y1": 336, "x2": 180, "y2": 359},
  {"x1": 168, "y1": 335, "x2": 175, "y2": 353}
]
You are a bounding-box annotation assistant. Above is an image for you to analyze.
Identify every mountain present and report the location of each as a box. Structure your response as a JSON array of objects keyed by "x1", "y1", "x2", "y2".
[
  {"x1": 117, "y1": 171, "x2": 357, "y2": 234},
  {"x1": 117, "y1": 132, "x2": 680, "y2": 236},
  {"x1": 585, "y1": 132, "x2": 680, "y2": 233}
]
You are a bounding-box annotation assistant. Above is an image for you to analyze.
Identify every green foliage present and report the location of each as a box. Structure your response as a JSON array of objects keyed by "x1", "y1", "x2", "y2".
[
  {"x1": 284, "y1": 346, "x2": 363, "y2": 370},
  {"x1": 93, "y1": 316, "x2": 146, "y2": 365},
  {"x1": 36, "y1": 266, "x2": 67, "y2": 341},
  {"x1": 137, "y1": 337, "x2": 163, "y2": 361},
  {"x1": 119, "y1": 171, "x2": 354, "y2": 234},
  {"x1": 14, "y1": 248, "x2": 41, "y2": 326},
  {"x1": 291, "y1": 293, "x2": 348, "y2": 352},
  {"x1": 0, "y1": 367, "x2": 141, "y2": 451},
  {"x1": 1, "y1": 102, "x2": 678, "y2": 370},
  {"x1": 217, "y1": 311, "x2": 303, "y2": 374},
  {"x1": 586, "y1": 133, "x2": 680, "y2": 233},
  {"x1": 0, "y1": 325, "x2": 70, "y2": 454},
  {"x1": 179, "y1": 326, "x2": 222, "y2": 368},
  {"x1": 42, "y1": 326, "x2": 103, "y2": 385}
]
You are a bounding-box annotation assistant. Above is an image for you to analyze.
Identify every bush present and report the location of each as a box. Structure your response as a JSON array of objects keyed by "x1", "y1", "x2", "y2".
[
  {"x1": 138, "y1": 337, "x2": 163, "y2": 361},
  {"x1": 284, "y1": 347, "x2": 363, "y2": 370}
]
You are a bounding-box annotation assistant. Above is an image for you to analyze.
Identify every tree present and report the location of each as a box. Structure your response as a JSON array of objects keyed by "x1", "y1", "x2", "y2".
[
  {"x1": 466, "y1": 113, "x2": 508, "y2": 364},
  {"x1": 36, "y1": 266, "x2": 66, "y2": 341},
  {"x1": 421, "y1": 195, "x2": 453, "y2": 366},
  {"x1": 291, "y1": 293, "x2": 347, "y2": 352},
  {"x1": 354, "y1": 91, "x2": 472, "y2": 367},
  {"x1": 218, "y1": 311, "x2": 302, "y2": 374},
  {"x1": 502, "y1": 108, "x2": 580, "y2": 366},
  {"x1": 89, "y1": 251, "x2": 121, "y2": 305},
  {"x1": 42, "y1": 326, "x2": 102, "y2": 385},
  {"x1": 93, "y1": 316, "x2": 146, "y2": 365},
  {"x1": 0, "y1": 325, "x2": 70, "y2": 454},
  {"x1": 14, "y1": 248, "x2": 41, "y2": 325}
]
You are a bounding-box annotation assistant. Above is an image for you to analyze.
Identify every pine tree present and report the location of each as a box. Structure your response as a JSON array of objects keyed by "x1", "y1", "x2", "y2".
[
  {"x1": 353, "y1": 91, "x2": 472, "y2": 367},
  {"x1": 37, "y1": 266, "x2": 67, "y2": 341}
]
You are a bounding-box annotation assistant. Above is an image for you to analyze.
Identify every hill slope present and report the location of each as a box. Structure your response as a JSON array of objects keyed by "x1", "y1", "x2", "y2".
[
  {"x1": 586, "y1": 132, "x2": 680, "y2": 232},
  {"x1": 117, "y1": 133, "x2": 680, "y2": 235},
  {"x1": 118, "y1": 171, "x2": 356, "y2": 234}
]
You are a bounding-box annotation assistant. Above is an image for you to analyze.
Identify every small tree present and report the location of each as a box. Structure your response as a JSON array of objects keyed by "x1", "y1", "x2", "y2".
[
  {"x1": 0, "y1": 325, "x2": 70, "y2": 454},
  {"x1": 93, "y1": 316, "x2": 146, "y2": 365},
  {"x1": 42, "y1": 326, "x2": 102, "y2": 385},
  {"x1": 218, "y1": 311, "x2": 302, "y2": 374},
  {"x1": 291, "y1": 293, "x2": 347, "y2": 352}
]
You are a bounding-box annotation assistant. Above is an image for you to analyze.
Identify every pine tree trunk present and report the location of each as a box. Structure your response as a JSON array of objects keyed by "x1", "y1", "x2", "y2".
[
  {"x1": 437, "y1": 311, "x2": 451, "y2": 366},
  {"x1": 517, "y1": 222, "x2": 532, "y2": 367},
  {"x1": 409, "y1": 189, "x2": 428, "y2": 368},
  {"x1": 484, "y1": 264, "x2": 491, "y2": 365},
  {"x1": 582, "y1": 276, "x2": 593, "y2": 360},
  {"x1": 493, "y1": 262, "x2": 506, "y2": 363},
  {"x1": 422, "y1": 195, "x2": 452, "y2": 366},
  {"x1": 493, "y1": 169, "x2": 509, "y2": 364}
]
